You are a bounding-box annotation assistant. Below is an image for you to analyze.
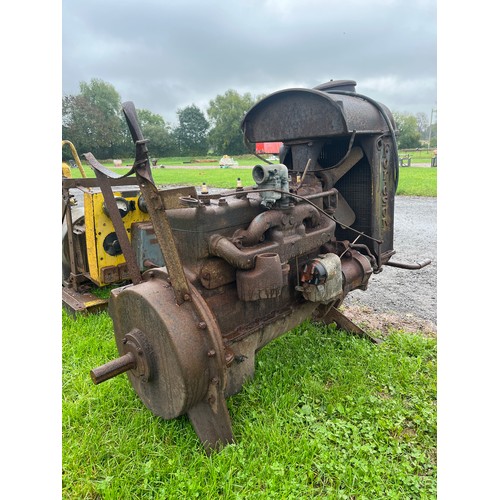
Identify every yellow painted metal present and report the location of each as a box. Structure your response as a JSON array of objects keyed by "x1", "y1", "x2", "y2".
[
  {"x1": 62, "y1": 140, "x2": 87, "y2": 178},
  {"x1": 62, "y1": 162, "x2": 72, "y2": 178},
  {"x1": 84, "y1": 189, "x2": 150, "y2": 286}
]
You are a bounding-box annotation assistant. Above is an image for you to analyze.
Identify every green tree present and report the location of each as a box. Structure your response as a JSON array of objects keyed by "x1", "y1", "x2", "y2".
[
  {"x1": 416, "y1": 112, "x2": 429, "y2": 140},
  {"x1": 174, "y1": 105, "x2": 209, "y2": 156},
  {"x1": 137, "y1": 109, "x2": 177, "y2": 157},
  {"x1": 207, "y1": 90, "x2": 256, "y2": 155},
  {"x1": 62, "y1": 79, "x2": 125, "y2": 158},
  {"x1": 393, "y1": 112, "x2": 422, "y2": 149}
]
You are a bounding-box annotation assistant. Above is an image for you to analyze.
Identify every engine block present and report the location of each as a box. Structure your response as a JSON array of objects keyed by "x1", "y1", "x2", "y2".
[{"x1": 89, "y1": 79, "x2": 400, "y2": 453}]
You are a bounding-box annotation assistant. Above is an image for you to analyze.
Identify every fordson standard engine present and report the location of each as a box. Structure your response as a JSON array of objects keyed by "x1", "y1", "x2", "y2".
[{"x1": 87, "y1": 80, "x2": 423, "y2": 453}]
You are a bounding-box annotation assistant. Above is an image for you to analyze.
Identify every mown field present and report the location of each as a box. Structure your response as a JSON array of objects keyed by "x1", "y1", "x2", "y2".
[
  {"x1": 62, "y1": 155, "x2": 437, "y2": 498},
  {"x1": 74, "y1": 154, "x2": 437, "y2": 197}
]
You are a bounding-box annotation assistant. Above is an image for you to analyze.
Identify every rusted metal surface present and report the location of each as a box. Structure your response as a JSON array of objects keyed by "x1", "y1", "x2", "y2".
[
  {"x1": 313, "y1": 304, "x2": 383, "y2": 344},
  {"x1": 62, "y1": 287, "x2": 108, "y2": 316},
  {"x1": 122, "y1": 102, "x2": 192, "y2": 305},
  {"x1": 62, "y1": 174, "x2": 147, "y2": 313},
  {"x1": 242, "y1": 85, "x2": 391, "y2": 143},
  {"x1": 199, "y1": 258, "x2": 235, "y2": 289},
  {"x1": 83, "y1": 153, "x2": 143, "y2": 285},
  {"x1": 207, "y1": 201, "x2": 336, "y2": 271},
  {"x1": 90, "y1": 352, "x2": 136, "y2": 385},
  {"x1": 386, "y1": 259, "x2": 432, "y2": 270},
  {"x1": 90, "y1": 328, "x2": 154, "y2": 384},
  {"x1": 103, "y1": 267, "x2": 233, "y2": 452},
  {"x1": 236, "y1": 252, "x2": 285, "y2": 301},
  {"x1": 87, "y1": 80, "x2": 431, "y2": 453}
]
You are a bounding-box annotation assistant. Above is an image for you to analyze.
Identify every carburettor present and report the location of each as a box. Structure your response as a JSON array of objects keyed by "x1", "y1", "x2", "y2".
[{"x1": 89, "y1": 80, "x2": 402, "y2": 453}]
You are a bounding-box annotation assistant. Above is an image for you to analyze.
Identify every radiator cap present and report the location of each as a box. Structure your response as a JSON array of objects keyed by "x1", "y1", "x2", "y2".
[{"x1": 314, "y1": 80, "x2": 357, "y2": 93}]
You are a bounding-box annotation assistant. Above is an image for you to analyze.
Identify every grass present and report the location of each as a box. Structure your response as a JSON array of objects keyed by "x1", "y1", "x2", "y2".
[
  {"x1": 398, "y1": 149, "x2": 435, "y2": 164},
  {"x1": 155, "y1": 154, "x2": 263, "y2": 167},
  {"x1": 397, "y1": 168, "x2": 437, "y2": 197},
  {"x1": 62, "y1": 311, "x2": 436, "y2": 499},
  {"x1": 96, "y1": 149, "x2": 435, "y2": 168},
  {"x1": 73, "y1": 155, "x2": 437, "y2": 196},
  {"x1": 98, "y1": 154, "x2": 264, "y2": 168}
]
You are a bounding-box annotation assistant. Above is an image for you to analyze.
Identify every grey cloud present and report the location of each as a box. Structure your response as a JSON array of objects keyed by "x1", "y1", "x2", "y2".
[{"x1": 63, "y1": 0, "x2": 436, "y2": 123}]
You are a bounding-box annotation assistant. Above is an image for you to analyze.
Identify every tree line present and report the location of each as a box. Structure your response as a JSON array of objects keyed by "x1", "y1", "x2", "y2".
[
  {"x1": 62, "y1": 79, "x2": 436, "y2": 160},
  {"x1": 393, "y1": 111, "x2": 437, "y2": 150},
  {"x1": 62, "y1": 79, "x2": 260, "y2": 160}
]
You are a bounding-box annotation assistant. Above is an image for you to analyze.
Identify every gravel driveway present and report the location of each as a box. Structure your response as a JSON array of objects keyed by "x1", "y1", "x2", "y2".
[{"x1": 343, "y1": 196, "x2": 437, "y2": 334}]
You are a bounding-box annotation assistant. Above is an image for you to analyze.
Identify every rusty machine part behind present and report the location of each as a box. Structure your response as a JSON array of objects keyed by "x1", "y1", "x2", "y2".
[{"x1": 89, "y1": 80, "x2": 430, "y2": 453}]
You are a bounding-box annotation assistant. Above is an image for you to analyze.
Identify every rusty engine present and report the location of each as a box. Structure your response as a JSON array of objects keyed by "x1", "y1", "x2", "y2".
[{"x1": 83, "y1": 80, "x2": 426, "y2": 453}]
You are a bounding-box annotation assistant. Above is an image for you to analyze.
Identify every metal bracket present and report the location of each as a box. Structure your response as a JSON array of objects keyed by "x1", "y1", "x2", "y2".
[
  {"x1": 62, "y1": 287, "x2": 108, "y2": 316},
  {"x1": 314, "y1": 304, "x2": 382, "y2": 344}
]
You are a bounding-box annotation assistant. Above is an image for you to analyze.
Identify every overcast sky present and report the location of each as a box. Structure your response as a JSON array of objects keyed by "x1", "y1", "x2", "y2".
[{"x1": 62, "y1": 0, "x2": 437, "y2": 125}]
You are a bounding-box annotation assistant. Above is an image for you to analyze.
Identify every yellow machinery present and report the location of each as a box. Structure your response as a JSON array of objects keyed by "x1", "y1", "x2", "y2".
[
  {"x1": 83, "y1": 189, "x2": 150, "y2": 286},
  {"x1": 62, "y1": 140, "x2": 155, "y2": 313}
]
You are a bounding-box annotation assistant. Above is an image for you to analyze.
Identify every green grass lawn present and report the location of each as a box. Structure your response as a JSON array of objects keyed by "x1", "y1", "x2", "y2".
[
  {"x1": 63, "y1": 311, "x2": 436, "y2": 499},
  {"x1": 98, "y1": 154, "x2": 265, "y2": 168},
  {"x1": 75, "y1": 158, "x2": 437, "y2": 197},
  {"x1": 99, "y1": 149, "x2": 435, "y2": 168},
  {"x1": 397, "y1": 167, "x2": 437, "y2": 197}
]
